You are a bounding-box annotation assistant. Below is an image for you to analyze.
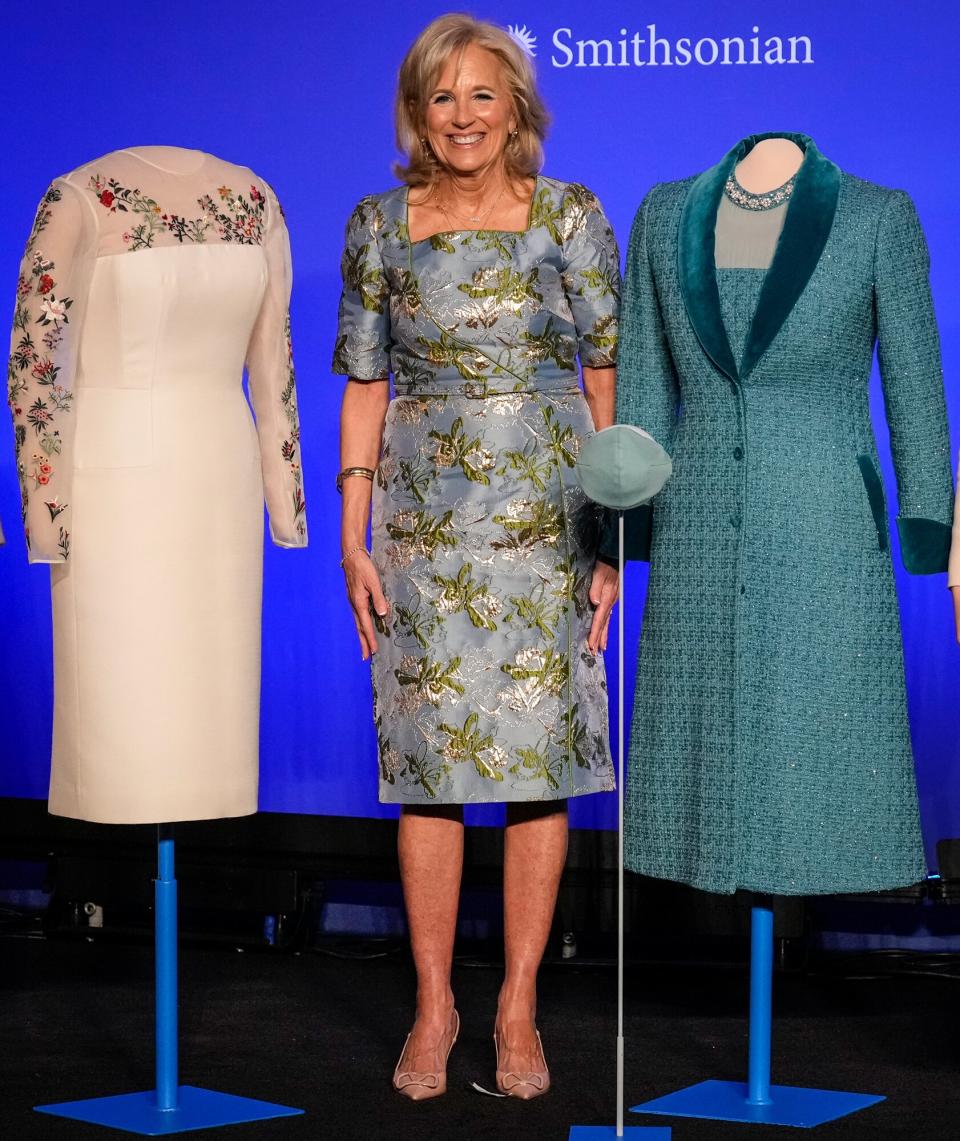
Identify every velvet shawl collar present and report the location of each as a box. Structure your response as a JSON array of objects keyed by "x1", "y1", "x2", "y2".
[{"x1": 678, "y1": 132, "x2": 841, "y2": 382}]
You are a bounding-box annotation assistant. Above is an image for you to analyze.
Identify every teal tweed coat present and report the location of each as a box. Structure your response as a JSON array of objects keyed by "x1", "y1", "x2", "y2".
[{"x1": 617, "y1": 133, "x2": 953, "y2": 896}]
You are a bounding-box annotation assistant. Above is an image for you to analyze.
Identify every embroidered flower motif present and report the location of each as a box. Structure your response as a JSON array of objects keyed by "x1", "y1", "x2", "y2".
[
  {"x1": 39, "y1": 298, "x2": 68, "y2": 324},
  {"x1": 100, "y1": 190, "x2": 115, "y2": 208},
  {"x1": 37, "y1": 275, "x2": 54, "y2": 295},
  {"x1": 26, "y1": 451, "x2": 55, "y2": 488},
  {"x1": 45, "y1": 497, "x2": 68, "y2": 521},
  {"x1": 31, "y1": 358, "x2": 57, "y2": 382},
  {"x1": 26, "y1": 398, "x2": 52, "y2": 430}
]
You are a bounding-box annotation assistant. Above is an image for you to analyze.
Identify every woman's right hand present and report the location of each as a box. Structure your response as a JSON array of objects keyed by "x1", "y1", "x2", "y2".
[{"x1": 343, "y1": 550, "x2": 389, "y2": 660}]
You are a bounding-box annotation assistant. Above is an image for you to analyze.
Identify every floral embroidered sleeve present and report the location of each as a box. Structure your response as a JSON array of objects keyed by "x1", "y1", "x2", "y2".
[
  {"x1": 560, "y1": 183, "x2": 621, "y2": 369},
  {"x1": 331, "y1": 196, "x2": 391, "y2": 379},
  {"x1": 7, "y1": 179, "x2": 96, "y2": 563},
  {"x1": 244, "y1": 181, "x2": 307, "y2": 548}
]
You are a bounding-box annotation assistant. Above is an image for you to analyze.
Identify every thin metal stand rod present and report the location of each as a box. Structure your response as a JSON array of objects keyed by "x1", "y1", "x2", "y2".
[
  {"x1": 747, "y1": 903, "x2": 774, "y2": 1107},
  {"x1": 616, "y1": 512, "x2": 625, "y2": 1138},
  {"x1": 156, "y1": 823, "x2": 178, "y2": 1112}
]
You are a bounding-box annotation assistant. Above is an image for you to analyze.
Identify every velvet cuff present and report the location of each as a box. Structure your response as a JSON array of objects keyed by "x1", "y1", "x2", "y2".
[
  {"x1": 897, "y1": 516, "x2": 951, "y2": 575},
  {"x1": 599, "y1": 505, "x2": 654, "y2": 563}
]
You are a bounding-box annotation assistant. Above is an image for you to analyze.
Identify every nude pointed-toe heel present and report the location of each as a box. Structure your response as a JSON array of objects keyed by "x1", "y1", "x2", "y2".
[
  {"x1": 392, "y1": 1009, "x2": 460, "y2": 1101},
  {"x1": 494, "y1": 1025, "x2": 550, "y2": 1100}
]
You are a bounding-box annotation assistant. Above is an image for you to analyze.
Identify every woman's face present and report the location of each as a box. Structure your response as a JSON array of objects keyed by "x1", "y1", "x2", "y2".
[{"x1": 422, "y1": 43, "x2": 517, "y2": 179}]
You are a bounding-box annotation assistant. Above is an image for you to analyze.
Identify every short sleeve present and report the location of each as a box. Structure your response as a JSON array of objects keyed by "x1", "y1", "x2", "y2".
[
  {"x1": 7, "y1": 178, "x2": 96, "y2": 564},
  {"x1": 331, "y1": 196, "x2": 391, "y2": 379},
  {"x1": 560, "y1": 183, "x2": 621, "y2": 368}
]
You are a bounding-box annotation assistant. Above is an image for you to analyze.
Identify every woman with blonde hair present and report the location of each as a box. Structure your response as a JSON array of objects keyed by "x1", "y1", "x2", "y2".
[{"x1": 333, "y1": 13, "x2": 620, "y2": 1099}]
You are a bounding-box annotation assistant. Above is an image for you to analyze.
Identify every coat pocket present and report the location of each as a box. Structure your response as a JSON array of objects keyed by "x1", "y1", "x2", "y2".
[
  {"x1": 74, "y1": 388, "x2": 153, "y2": 469},
  {"x1": 856, "y1": 454, "x2": 888, "y2": 552}
]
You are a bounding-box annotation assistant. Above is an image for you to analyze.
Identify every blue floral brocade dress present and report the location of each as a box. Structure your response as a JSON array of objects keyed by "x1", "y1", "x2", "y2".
[{"x1": 333, "y1": 176, "x2": 620, "y2": 804}]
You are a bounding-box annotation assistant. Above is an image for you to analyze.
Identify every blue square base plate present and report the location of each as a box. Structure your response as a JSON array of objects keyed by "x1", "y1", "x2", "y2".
[
  {"x1": 570, "y1": 1129, "x2": 671, "y2": 1139},
  {"x1": 631, "y1": 1080, "x2": 884, "y2": 1128},
  {"x1": 573, "y1": 1127, "x2": 671, "y2": 1136},
  {"x1": 35, "y1": 1085, "x2": 304, "y2": 1136}
]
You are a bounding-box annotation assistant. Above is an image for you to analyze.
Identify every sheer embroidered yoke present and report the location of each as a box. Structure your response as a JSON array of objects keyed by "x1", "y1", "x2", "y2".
[{"x1": 7, "y1": 146, "x2": 306, "y2": 563}]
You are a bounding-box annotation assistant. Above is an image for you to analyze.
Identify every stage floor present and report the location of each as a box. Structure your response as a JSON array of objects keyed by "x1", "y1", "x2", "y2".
[{"x1": 2, "y1": 934, "x2": 957, "y2": 1141}]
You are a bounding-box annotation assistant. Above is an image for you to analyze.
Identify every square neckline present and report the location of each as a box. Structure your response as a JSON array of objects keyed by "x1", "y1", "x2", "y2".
[{"x1": 405, "y1": 175, "x2": 541, "y2": 245}]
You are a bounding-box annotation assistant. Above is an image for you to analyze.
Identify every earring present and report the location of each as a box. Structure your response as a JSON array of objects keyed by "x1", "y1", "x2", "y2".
[{"x1": 509, "y1": 129, "x2": 519, "y2": 148}]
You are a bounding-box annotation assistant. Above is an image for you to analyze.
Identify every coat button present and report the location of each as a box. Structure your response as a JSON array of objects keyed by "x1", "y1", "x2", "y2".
[{"x1": 733, "y1": 446, "x2": 744, "y2": 460}]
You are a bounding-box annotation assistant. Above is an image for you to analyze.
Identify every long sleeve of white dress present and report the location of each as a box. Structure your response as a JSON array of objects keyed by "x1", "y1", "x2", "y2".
[
  {"x1": 7, "y1": 180, "x2": 97, "y2": 563},
  {"x1": 244, "y1": 183, "x2": 307, "y2": 548}
]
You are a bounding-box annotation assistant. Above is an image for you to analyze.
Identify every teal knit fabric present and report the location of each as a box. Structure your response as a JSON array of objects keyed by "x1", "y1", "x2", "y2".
[{"x1": 617, "y1": 137, "x2": 954, "y2": 895}]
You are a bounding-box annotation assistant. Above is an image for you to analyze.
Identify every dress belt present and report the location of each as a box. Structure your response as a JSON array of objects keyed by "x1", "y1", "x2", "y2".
[{"x1": 394, "y1": 382, "x2": 582, "y2": 399}]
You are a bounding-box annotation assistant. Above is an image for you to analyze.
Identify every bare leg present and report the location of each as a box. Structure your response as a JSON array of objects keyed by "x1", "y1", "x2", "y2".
[
  {"x1": 497, "y1": 801, "x2": 568, "y2": 1074},
  {"x1": 396, "y1": 804, "x2": 463, "y2": 1074}
]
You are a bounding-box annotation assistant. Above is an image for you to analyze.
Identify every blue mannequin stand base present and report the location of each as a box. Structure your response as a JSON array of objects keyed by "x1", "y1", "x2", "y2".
[
  {"x1": 568, "y1": 514, "x2": 671, "y2": 1141},
  {"x1": 35, "y1": 826, "x2": 304, "y2": 1136},
  {"x1": 630, "y1": 904, "x2": 885, "y2": 1128},
  {"x1": 34, "y1": 1087, "x2": 305, "y2": 1137},
  {"x1": 570, "y1": 1128, "x2": 671, "y2": 1140}
]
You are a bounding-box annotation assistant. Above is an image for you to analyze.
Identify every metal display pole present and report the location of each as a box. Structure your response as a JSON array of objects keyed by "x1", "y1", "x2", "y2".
[
  {"x1": 569, "y1": 512, "x2": 671, "y2": 1140},
  {"x1": 35, "y1": 826, "x2": 304, "y2": 1136}
]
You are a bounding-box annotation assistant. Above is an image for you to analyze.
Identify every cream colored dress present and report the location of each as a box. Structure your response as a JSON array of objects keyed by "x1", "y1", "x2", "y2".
[{"x1": 7, "y1": 147, "x2": 307, "y2": 823}]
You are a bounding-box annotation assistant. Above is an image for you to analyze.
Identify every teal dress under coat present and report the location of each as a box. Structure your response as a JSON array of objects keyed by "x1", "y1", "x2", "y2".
[
  {"x1": 617, "y1": 134, "x2": 954, "y2": 895},
  {"x1": 334, "y1": 177, "x2": 620, "y2": 804}
]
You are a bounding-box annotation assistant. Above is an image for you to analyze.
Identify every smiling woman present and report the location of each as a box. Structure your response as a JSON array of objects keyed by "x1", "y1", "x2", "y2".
[
  {"x1": 331, "y1": 11, "x2": 622, "y2": 1107},
  {"x1": 394, "y1": 17, "x2": 548, "y2": 195}
]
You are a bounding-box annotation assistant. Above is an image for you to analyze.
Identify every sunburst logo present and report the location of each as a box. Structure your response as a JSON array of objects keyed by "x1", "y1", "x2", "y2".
[{"x1": 507, "y1": 24, "x2": 537, "y2": 58}]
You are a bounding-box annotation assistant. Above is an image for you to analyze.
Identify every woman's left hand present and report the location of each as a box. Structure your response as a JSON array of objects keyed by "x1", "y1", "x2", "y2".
[{"x1": 587, "y1": 559, "x2": 619, "y2": 653}]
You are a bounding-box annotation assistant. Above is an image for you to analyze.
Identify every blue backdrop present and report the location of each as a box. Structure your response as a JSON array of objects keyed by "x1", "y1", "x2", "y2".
[{"x1": 1, "y1": 3, "x2": 957, "y2": 860}]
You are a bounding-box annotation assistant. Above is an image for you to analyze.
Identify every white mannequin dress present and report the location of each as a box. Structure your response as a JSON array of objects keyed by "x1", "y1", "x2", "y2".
[{"x1": 7, "y1": 147, "x2": 307, "y2": 823}]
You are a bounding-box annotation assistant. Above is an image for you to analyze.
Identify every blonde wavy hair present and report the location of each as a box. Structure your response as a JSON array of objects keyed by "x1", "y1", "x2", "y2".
[{"x1": 394, "y1": 14, "x2": 550, "y2": 187}]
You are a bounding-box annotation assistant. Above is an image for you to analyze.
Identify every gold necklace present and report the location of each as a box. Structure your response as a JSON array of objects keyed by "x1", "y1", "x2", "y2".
[{"x1": 434, "y1": 179, "x2": 506, "y2": 230}]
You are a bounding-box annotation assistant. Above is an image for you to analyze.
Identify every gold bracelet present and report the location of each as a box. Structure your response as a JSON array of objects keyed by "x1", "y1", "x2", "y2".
[
  {"x1": 336, "y1": 466, "x2": 376, "y2": 493},
  {"x1": 340, "y1": 545, "x2": 369, "y2": 568}
]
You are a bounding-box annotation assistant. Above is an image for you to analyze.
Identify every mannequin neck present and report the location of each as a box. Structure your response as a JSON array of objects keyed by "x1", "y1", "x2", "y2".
[{"x1": 735, "y1": 138, "x2": 805, "y2": 193}]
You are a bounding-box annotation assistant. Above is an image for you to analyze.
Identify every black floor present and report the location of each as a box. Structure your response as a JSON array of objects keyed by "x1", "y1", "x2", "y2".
[{"x1": 3, "y1": 935, "x2": 958, "y2": 1141}]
